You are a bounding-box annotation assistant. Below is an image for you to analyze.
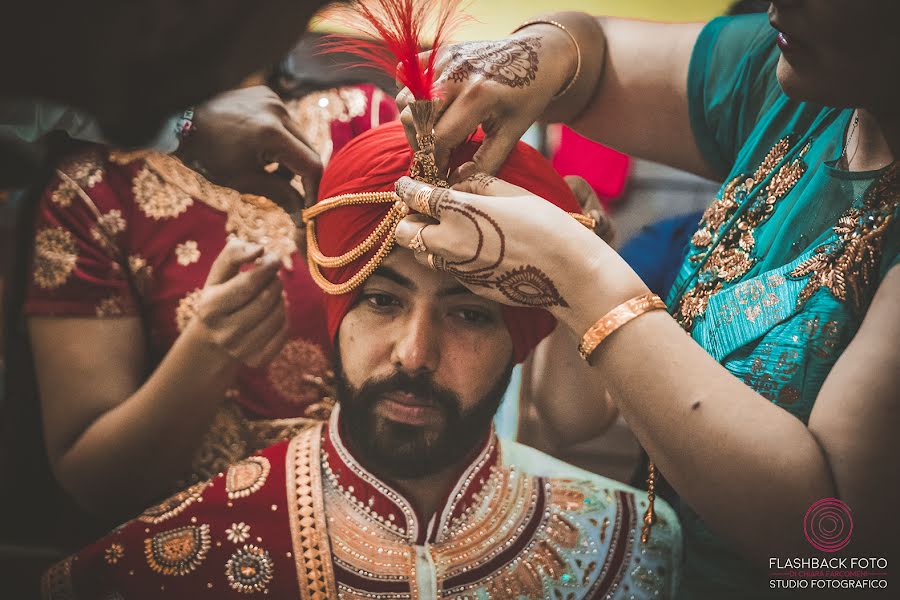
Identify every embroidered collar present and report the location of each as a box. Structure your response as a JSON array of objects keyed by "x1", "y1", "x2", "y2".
[{"x1": 322, "y1": 404, "x2": 500, "y2": 545}]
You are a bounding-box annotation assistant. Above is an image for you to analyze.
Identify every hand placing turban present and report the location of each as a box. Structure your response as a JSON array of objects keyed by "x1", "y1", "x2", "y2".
[{"x1": 306, "y1": 120, "x2": 582, "y2": 363}]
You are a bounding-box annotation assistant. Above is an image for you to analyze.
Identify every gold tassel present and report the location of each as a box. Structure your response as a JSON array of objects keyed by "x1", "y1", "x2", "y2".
[{"x1": 408, "y1": 99, "x2": 448, "y2": 188}]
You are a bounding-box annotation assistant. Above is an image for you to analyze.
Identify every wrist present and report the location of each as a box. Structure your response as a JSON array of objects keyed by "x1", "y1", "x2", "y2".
[
  {"x1": 180, "y1": 319, "x2": 239, "y2": 374},
  {"x1": 552, "y1": 240, "x2": 650, "y2": 338},
  {"x1": 510, "y1": 22, "x2": 578, "y2": 100},
  {"x1": 531, "y1": 12, "x2": 606, "y2": 124}
]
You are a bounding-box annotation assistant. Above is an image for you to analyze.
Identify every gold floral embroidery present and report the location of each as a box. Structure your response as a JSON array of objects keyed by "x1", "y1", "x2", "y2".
[
  {"x1": 175, "y1": 240, "x2": 201, "y2": 266},
  {"x1": 133, "y1": 164, "x2": 194, "y2": 219},
  {"x1": 284, "y1": 87, "x2": 369, "y2": 165},
  {"x1": 33, "y1": 226, "x2": 78, "y2": 289},
  {"x1": 674, "y1": 137, "x2": 809, "y2": 329},
  {"x1": 51, "y1": 150, "x2": 104, "y2": 206},
  {"x1": 144, "y1": 524, "x2": 211, "y2": 576},
  {"x1": 142, "y1": 153, "x2": 297, "y2": 261},
  {"x1": 266, "y1": 339, "x2": 335, "y2": 408},
  {"x1": 140, "y1": 480, "x2": 211, "y2": 524},
  {"x1": 226, "y1": 456, "x2": 271, "y2": 500},
  {"x1": 226, "y1": 522, "x2": 251, "y2": 544},
  {"x1": 104, "y1": 543, "x2": 125, "y2": 565},
  {"x1": 96, "y1": 209, "x2": 127, "y2": 237},
  {"x1": 127, "y1": 254, "x2": 154, "y2": 295},
  {"x1": 175, "y1": 288, "x2": 204, "y2": 332},
  {"x1": 225, "y1": 544, "x2": 275, "y2": 594},
  {"x1": 95, "y1": 295, "x2": 128, "y2": 317},
  {"x1": 790, "y1": 163, "x2": 899, "y2": 313}
]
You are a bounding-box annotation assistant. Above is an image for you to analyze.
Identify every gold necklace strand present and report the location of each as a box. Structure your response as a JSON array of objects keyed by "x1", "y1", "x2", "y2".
[
  {"x1": 306, "y1": 209, "x2": 404, "y2": 295},
  {"x1": 307, "y1": 204, "x2": 405, "y2": 268},
  {"x1": 641, "y1": 461, "x2": 657, "y2": 543},
  {"x1": 302, "y1": 191, "x2": 398, "y2": 222}
]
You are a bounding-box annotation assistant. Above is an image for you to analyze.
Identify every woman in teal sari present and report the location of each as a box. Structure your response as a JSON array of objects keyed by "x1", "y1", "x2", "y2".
[{"x1": 389, "y1": 1, "x2": 900, "y2": 597}]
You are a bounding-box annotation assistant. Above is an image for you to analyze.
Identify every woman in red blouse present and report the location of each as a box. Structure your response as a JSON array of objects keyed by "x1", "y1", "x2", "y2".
[{"x1": 24, "y1": 84, "x2": 397, "y2": 521}]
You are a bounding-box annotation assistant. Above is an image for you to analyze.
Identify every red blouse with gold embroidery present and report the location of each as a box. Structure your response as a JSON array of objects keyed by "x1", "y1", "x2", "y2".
[{"x1": 25, "y1": 85, "x2": 398, "y2": 480}]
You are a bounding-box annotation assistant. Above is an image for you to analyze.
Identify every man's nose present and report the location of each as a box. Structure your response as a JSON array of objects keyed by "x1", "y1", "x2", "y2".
[{"x1": 390, "y1": 310, "x2": 440, "y2": 375}]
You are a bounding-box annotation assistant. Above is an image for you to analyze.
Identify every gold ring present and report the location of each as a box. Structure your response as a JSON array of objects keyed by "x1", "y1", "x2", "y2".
[
  {"x1": 426, "y1": 253, "x2": 440, "y2": 270},
  {"x1": 408, "y1": 224, "x2": 429, "y2": 253}
]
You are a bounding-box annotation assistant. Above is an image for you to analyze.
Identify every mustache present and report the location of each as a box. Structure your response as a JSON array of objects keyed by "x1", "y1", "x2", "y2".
[{"x1": 354, "y1": 371, "x2": 461, "y2": 416}]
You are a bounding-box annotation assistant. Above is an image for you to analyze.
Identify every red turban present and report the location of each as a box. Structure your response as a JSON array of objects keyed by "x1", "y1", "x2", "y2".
[{"x1": 312, "y1": 120, "x2": 581, "y2": 363}]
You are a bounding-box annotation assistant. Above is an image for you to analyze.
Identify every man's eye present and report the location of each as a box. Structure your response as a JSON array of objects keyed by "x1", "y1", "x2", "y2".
[
  {"x1": 456, "y1": 308, "x2": 492, "y2": 325},
  {"x1": 364, "y1": 293, "x2": 399, "y2": 309}
]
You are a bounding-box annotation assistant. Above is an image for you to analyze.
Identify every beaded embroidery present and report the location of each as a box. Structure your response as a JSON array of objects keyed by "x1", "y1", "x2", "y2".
[
  {"x1": 674, "y1": 136, "x2": 809, "y2": 329},
  {"x1": 226, "y1": 456, "x2": 271, "y2": 500},
  {"x1": 790, "y1": 162, "x2": 899, "y2": 313},
  {"x1": 144, "y1": 524, "x2": 211, "y2": 576},
  {"x1": 225, "y1": 545, "x2": 275, "y2": 593}
]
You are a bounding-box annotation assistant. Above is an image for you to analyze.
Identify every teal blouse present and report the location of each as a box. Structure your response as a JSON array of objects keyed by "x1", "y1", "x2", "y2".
[{"x1": 669, "y1": 14, "x2": 899, "y2": 599}]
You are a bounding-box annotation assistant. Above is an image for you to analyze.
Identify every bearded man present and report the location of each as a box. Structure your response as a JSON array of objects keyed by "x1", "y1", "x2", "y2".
[{"x1": 42, "y1": 121, "x2": 680, "y2": 599}]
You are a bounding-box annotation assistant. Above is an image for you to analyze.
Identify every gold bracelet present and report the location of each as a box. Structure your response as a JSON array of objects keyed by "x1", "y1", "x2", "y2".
[
  {"x1": 578, "y1": 292, "x2": 666, "y2": 362},
  {"x1": 512, "y1": 19, "x2": 582, "y2": 100}
]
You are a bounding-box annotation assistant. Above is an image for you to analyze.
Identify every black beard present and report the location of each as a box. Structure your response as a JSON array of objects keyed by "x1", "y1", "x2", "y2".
[{"x1": 334, "y1": 357, "x2": 513, "y2": 481}]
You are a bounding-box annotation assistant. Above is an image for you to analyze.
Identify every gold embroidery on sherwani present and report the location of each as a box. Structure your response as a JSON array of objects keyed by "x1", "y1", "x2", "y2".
[
  {"x1": 32, "y1": 226, "x2": 78, "y2": 289},
  {"x1": 287, "y1": 425, "x2": 338, "y2": 600},
  {"x1": 175, "y1": 240, "x2": 201, "y2": 266},
  {"x1": 226, "y1": 456, "x2": 272, "y2": 500},
  {"x1": 140, "y1": 480, "x2": 212, "y2": 524},
  {"x1": 133, "y1": 163, "x2": 194, "y2": 219},
  {"x1": 51, "y1": 150, "x2": 104, "y2": 207},
  {"x1": 144, "y1": 524, "x2": 212, "y2": 576},
  {"x1": 225, "y1": 544, "x2": 275, "y2": 593},
  {"x1": 143, "y1": 153, "x2": 297, "y2": 261},
  {"x1": 791, "y1": 163, "x2": 899, "y2": 313},
  {"x1": 104, "y1": 542, "x2": 125, "y2": 565},
  {"x1": 95, "y1": 209, "x2": 127, "y2": 237},
  {"x1": 267, "y1": 339, "x2": 336, "y2": 408},
  {"x1": 285, "y1": 88, "x2": 369, "y2": 165},
  {"x1": 674, "y1": 137, "x2": 809, "y2": 329}
]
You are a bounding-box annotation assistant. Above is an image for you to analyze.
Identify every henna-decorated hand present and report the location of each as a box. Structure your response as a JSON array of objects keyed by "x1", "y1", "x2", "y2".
[
  {"x1": 396, "y1": 26, "x2": 579, "y2": 178},
  {"x1": 393, "y1": 173, "x2": 601, "y2": 311},
  {"x1": 393, "y1": 173, "x2": 648, "y2": 337}
]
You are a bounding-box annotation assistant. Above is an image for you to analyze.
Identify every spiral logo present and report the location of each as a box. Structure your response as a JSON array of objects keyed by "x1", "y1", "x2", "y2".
[{"x1": 803, "y1": 498, "x2": 853, "y2": 553}]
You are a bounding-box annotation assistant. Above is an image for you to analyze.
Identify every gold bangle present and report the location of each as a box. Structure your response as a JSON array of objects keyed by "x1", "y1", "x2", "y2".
[
  {"x1": 512, "y1": 19, "x2": 582, "y2": 100},
  {"x1": 578, "y1": 292, "x2": 666, "y2": 363}
]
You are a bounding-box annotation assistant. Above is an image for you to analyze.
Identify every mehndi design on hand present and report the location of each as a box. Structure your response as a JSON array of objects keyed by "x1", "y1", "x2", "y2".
[{"x1": 445, "y1": 37, "x2": 541, "y2": 88}]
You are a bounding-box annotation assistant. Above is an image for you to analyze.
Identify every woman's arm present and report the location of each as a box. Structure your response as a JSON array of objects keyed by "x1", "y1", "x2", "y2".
[
  {"x1": 394, "y1": 175, "x2": 899, "y2": 560},
  {"x1": 398, "y1": 12, "x2": 713, "y2": 179},
  {"x1": 31, "y1": 240, "x2": 289, "y2": 520},
  {"x1": 518, "y1": 325, "x2": 618, "y2": 453}
]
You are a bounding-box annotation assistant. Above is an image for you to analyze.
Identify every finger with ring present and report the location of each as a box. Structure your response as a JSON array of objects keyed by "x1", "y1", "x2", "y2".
[
  {"x1": 426, "y1": 252, "x2": 445, "y2": 271},
  {"x1": 408, "y1": 224, "x2": 430, "y2": 253}
]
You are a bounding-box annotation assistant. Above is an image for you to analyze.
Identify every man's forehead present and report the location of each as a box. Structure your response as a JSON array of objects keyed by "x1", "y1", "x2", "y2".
[{"x1": 372, "y1": 250, "x2": 468, "y2": 296}]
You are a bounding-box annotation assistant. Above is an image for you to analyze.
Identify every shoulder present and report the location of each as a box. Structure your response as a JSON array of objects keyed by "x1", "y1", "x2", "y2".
[{"x1": 50, "y1": 440, "x2": 297, "y2": 598}]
